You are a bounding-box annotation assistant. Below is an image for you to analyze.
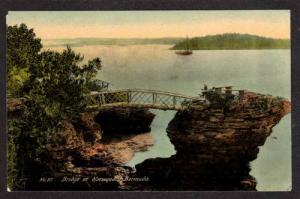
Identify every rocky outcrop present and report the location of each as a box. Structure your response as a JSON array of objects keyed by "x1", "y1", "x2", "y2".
[
  {"x1": 7, "y1": 91, "x2": 291, "y2": 191},
  {"x1": 33, "y1": 108, "x2": 155, "y2": 190},
  {"x1": 7, "y1": 97, "x2": 155, "y2": 190},
  {"x1": 72, "y1": 133, "x2": 154, "y2": 167},
  {"x1": 134, "y1": 92, "x2": 291, "y2": 190}
]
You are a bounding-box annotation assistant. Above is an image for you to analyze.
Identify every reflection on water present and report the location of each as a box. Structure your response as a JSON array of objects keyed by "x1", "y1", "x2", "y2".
[
  {"x1": 47, "y1": 45, "x2": 291, "y2": 191},
  {"x1": 250, "y1": 114, "x2": 291, "y2": 191}
]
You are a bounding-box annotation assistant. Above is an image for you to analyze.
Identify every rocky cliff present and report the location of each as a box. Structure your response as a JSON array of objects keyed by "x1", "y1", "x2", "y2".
[
  {"x1": 7, "y1": 91, "x2": 291, "y2": 191},
  {"x1": 133, "y1": 92, "x2": 291, "y2": 190},
  {"x1": 14, "y1": 107, "x2": 155, "y2": 190}
]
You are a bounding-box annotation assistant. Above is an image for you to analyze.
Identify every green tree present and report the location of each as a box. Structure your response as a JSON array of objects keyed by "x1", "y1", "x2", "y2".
[
  {"x1": 7, "y1": 23, "x2": 42, "y2": 96},
  {"x1": 7, "y1": 24, "x2": 103, "y2": 190},
  {"x1": 28, "y1": 46, "x2": 102, "y2": 122}
]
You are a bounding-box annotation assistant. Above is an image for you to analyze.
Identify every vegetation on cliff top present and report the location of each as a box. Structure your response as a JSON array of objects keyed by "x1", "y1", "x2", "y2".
[
  {"x1": 171, "y1": 33, "x2": 290, "y2": 50},
  {"x1": 202, "y1": 90, "x2": 235, "y2": 111},
  {"x1": 7, "y1": 23, "x2": 103, "y2": 190}
]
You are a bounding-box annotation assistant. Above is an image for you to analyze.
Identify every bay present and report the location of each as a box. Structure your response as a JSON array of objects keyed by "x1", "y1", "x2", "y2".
[{"x1": 47, "y1": 44, "x2": 291, "y2": 191}]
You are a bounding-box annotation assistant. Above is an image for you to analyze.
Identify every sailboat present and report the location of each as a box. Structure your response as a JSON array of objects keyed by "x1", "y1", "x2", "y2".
[{"x1": 175, "y1": 36, "x2": 193, "y2": 55}]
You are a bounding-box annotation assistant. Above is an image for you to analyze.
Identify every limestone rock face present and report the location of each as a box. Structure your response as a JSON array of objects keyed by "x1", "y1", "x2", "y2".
[
  {"x1": 7, "y1": 92, "x2": 291, "y2": 191},
  {"x1": 134, "y1": 92, "x2": 291, "y2": 190},
  {"x1": 73, "y1": 133, "x2": 154, "y2": 167},
  {"x1": 38, "y1": 108, "x2": 155, "y2": 190},
  {"x1": 78, "y1": 112, "x2": 103, "y2": 143}
]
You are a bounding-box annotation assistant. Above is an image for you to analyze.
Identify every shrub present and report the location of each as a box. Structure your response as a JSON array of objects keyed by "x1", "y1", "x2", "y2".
[{"x1": 203, "y1": 90, "x2": 235, "y2": 111}]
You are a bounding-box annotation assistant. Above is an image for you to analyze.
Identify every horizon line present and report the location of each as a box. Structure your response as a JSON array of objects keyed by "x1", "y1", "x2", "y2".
[{"x1": 42, "y1": 33, "x2": 290, "y2": 41}]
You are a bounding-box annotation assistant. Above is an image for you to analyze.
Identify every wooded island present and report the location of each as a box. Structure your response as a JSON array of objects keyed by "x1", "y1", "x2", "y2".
[{"x1": 171, "y1": 33, "x2": 290, "y2": 50}]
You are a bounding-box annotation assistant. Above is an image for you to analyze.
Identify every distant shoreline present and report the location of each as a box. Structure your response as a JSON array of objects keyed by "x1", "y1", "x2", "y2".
[
  {"x1": 43, "y1": 33, "x2": 290, "y2": 50},
  {"x1": 42, "y1": 37, "x2": 182, "y2": 48},
  {"x1": 43, "y1": 44, "x2": 291, "y2": 50},
  {"x1": 43, "y1": 43, "x2": 174, "y2": 48},
  {"x1": 171, "y1": 33, "x2": 290, "y2": 50}
]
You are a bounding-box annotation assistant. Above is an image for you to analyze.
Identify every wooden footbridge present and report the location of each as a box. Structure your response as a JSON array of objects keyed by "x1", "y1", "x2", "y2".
[{"x1": 86, "y1": 89, "x2": 206, "y2": 111}]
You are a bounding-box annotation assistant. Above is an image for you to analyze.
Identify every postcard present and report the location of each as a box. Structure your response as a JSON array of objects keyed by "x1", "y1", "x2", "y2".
[{"x1": 6, "y1": 10, "x2": 291, "y2": 191}]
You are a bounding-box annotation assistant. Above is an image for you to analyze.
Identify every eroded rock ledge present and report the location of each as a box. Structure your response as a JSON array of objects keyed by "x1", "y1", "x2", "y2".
[
  {"x1": 133, "y1": 92, "x2": 291, "y2": 190},
  {"x1": 14, "y1": 107, "x2": 155, "y2": 190},
  {"x1": 7, "y1": 91, "x2": 291, "y2": 191}
]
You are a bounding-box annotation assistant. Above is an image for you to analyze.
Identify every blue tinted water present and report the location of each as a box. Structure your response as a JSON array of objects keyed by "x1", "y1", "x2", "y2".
[{"x1": 49, "y1": 45, "x2": 291, "y2": 191}]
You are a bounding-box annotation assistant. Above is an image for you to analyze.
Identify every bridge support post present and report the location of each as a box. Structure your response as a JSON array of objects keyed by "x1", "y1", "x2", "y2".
[
  {"x1": 127, "y1": 91, "x2": 131, "y2": 104},
  {"x1": 101, "y1": 93, "x2": 106, "y2": 104},
  {"x1": 153, "y1": 93, "x2": 157, "y2": 105},
  {"x1": 173, "y1": 96, "x2": 176, "y2": 108},
  {"x1": 97, "y1": 94, "x2": 101, "y2": 106}
]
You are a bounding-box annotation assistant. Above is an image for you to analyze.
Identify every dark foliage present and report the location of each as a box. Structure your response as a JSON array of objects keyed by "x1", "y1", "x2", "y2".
[
  {"x1": 7, "y1": 24, "x2": 42, "y2": 96},
  {"x1": 7, "y1": 24, "x2": 103, "y2": 190},
  {"x1": 203, "y1": 90, "x2": 235, "y2": 111},
  {"x1": 172, "y1": 33, "x2": 290, "y2": 50}
]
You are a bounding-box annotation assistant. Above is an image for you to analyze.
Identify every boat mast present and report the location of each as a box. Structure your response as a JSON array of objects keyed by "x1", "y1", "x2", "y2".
[{"x1": 186, "y1": 35, "x2": 189, "y2": 51}]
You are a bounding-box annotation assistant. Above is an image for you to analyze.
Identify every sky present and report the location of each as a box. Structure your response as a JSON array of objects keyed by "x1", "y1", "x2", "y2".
[{"x1": 7, "y1": 11, "x2": 290, "y2": 39}]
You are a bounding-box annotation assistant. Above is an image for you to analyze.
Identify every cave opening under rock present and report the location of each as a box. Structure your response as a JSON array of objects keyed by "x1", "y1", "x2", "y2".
[{"x1": 126, "y1": 109, "x2": 177, "y2": 167}]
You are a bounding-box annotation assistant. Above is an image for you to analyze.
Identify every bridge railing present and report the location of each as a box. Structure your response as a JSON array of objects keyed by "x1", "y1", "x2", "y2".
[{"x1": 87, "y1": 89, "x2": 206, "y2": 110}]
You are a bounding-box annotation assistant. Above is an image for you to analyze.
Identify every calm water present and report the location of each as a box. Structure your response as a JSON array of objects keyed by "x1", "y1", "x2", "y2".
[{"x1": 48, "y1": 45, "x2": 291, "y2": 191}]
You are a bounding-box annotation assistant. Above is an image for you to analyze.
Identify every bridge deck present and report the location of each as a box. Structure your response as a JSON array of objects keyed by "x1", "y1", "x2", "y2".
[
  {"x1": 86, "y1": 89, "x2": 206, "y2": 111},
  {"x1": 87, "y1": 103, "x2": 187, "y2": 111}
]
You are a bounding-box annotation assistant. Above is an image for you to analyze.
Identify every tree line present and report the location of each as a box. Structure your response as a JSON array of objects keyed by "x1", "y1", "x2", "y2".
[{"x1": 171, "y1": 33, "x2": 290, "y2": 50}]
